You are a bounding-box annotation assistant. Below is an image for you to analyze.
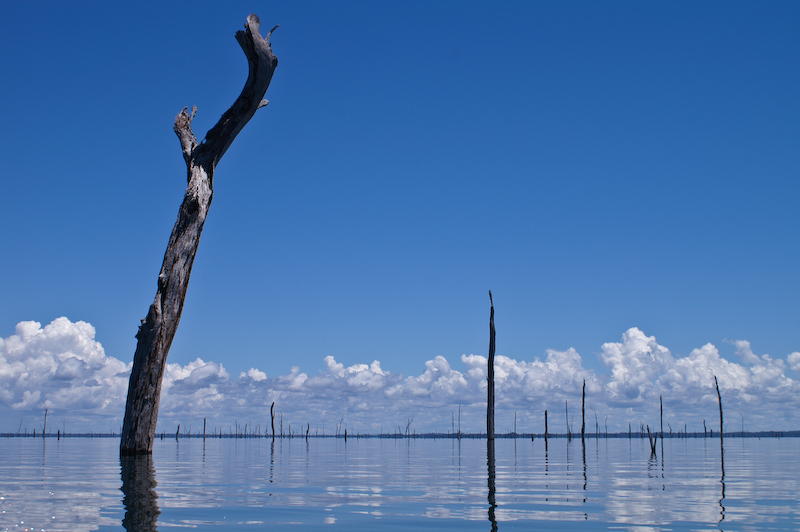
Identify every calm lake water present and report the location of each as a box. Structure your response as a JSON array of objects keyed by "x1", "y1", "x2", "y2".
[{"x1": 0, "y1": 435, "x2": 798, "y2": 531}]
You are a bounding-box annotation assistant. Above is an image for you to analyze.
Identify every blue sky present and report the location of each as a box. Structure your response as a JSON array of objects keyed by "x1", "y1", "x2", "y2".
[{"x1": 1, "y1": 2, "x2": 799, "y2": 433}]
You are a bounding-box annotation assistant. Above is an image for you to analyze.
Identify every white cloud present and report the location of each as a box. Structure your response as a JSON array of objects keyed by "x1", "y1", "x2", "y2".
[
  {"x1": 241, "y1": 368, "x2": 267, "y2": 381},
  {"x1": 732, "y1": 339, "x2": 761, "y2": 365},
  {"x1": 1, "y1": 319, "x2": 798, "y2": 435},
  {"x1": 788, "y1": 352, "x2": 800, "y2": 373},
  {"x1": 600, "y1": 327, "x2": 673, "y2": 402},
  {"x1": 0, "y1": 318, "x2": 130, "y2": 432},
  {"x1": 391, "y1": 355, "x2": 468, "y2": 398},
  {"x1": 659, "y1": 342, "x2": 749, "y2": 396}
]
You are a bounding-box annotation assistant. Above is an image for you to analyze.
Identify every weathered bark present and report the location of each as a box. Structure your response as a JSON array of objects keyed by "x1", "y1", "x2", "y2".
[
  {"x1": 486, "y1": 291, "x2": 495, "y2": 440},
  {"x1": 120, "y1": 14, "x2": 279, "y2": 455}
]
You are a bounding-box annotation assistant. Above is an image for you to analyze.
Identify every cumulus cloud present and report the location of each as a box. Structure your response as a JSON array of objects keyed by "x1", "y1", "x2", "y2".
[
  {"x1": 789, "y1": 352, "x2": 800, "y2": 373},
  {"x1": 1, "y1": 319, "x2": 798, "y2": 435},
  {"x1": 0, "y1": 318, "x2": 130, "y2": 432},
  {"x1": 600, "y1": 327, "x2": 673, "y2": 402},
  {"x1": 241, "y1": 368, "x2": 267, "y2": 381}
]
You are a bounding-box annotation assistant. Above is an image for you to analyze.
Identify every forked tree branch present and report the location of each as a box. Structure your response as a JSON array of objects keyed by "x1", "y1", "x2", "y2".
[
  {"x1": 174, "y1": 105, "x2": 198, "y2": 168},
  {"x1": 121, "y1": 14, "x2": 278, "y2": 455}
]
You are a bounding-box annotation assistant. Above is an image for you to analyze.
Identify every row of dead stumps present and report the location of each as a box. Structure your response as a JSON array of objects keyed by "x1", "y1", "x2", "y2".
[
  {"x1": 484, "y1": 292, "x2": 722, "y2": 530},
  {"x1": 159, "y1": 403, "x2": 414, "y2": 442},
  {"x1": 485, "y1": 293, "x2": 728, "y2": 460},
  {"x1": 162, "y1": 295, "x2": 725, "y2": 447},
  {"x1": 9, "y1": 297, "x2": 747, "y2": 448},
  {"x1": 532, "y1": 375, "x2": 726, "y2": 457}
]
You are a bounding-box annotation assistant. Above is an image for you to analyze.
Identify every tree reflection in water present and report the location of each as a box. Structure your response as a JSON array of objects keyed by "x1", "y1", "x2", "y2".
[
  {"x1": 487, "y1": 438, "x2": 498, "y2": 531},
  {"x1": 719, "y1": 438, "x2": 725, "y2": 524},
  {"x1": 120, "y1": 454, "x2": 160, "y2": 531}
]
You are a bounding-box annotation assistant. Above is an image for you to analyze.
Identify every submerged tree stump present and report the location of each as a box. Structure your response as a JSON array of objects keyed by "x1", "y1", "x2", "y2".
[{"x1": 120, "y1": 14, "x2": 279, "y2": 455}]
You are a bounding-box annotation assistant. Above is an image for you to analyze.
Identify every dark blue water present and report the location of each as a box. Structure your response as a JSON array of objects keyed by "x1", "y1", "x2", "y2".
[{"x1": 1, "y1": 436, "x2": 798, "y2": 531}]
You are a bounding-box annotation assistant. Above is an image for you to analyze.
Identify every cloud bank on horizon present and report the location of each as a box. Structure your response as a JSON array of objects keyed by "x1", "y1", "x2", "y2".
[{"x1": 1, "y1": 317, "x2": 798, "y2": 435}]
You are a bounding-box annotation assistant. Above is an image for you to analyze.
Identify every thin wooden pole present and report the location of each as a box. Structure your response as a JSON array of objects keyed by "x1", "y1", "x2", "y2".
[
  {"x1": 581, "y1": 380, "x2": 585, "y2": 442},
  {"x1": 487, "y1": 291, "x2": 495, "y2": 441},
  {"x1": 544, "y1": 410, "x2": 548, "y2": 440},
  {"x1": 270, "y1": 402, "x2": 276, "y2": 441},
  {"x1": 715, "y1": 376, "x2": 723, "y2": 439}
]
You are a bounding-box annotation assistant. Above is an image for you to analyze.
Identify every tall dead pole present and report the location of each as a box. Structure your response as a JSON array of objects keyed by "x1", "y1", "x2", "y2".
[
  {"x1": 715, "y1": 375, "x2": 723, "y2": 439},
  {"x1": 271, "y1": 402, "x2": 276, "y2": 441},
  {"x1": 544, "y1": 410, "x2": 548, "y2": 440},
  {"x1": 660, "y1": 395, "x2": 663, "y2": 440},
  {"x1": 120, "y1": 14, "x2": 279, "y2": 455},
  {"x1": 581, "y1": 380, "x2": 585, "y2": 442},
  {"x1": 487, "y1": 291, "x2": 496, "y2": 441}
]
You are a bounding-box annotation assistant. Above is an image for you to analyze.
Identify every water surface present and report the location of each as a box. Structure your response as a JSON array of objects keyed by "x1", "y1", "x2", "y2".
[{"x1": 1, "y1": 435, "x2": 798, "y2": 531}]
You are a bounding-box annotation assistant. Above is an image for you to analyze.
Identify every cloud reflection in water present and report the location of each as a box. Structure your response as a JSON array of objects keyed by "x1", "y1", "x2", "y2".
[{"x1": 1, "y1": 437, "x2": 799, "y2": 530}]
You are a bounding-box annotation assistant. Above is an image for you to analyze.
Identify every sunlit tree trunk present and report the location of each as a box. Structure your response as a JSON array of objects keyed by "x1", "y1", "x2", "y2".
[{"x1": 120, "y1": 14, "x2": 279, "y2": 455}]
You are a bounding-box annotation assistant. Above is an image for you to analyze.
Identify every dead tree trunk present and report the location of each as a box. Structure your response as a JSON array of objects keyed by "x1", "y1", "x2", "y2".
[
  {"x1": 715, "y1": 375, "x2": 723, "y2": 439},
  {"x1": 271, "y1": 402, "x2": 276, "y2": 441},
  {"x1": 646, "y1": 425, "x2": 657, "y2": 454},
  {"x1": 544, "y1": 409, "x2": 548, "y2": 440},
  {"x1": 581, "y1": 380, "x2": 585, "y2": 442},
  {"x1": 487, "y1": 291, "x2": 495, "y2": 441},
  {"x1": 120, "y1": 14, "x2": 279, "y2": 455},
  {"x1": 565, "y1": 400, "x2": 572, "y2": 440}
]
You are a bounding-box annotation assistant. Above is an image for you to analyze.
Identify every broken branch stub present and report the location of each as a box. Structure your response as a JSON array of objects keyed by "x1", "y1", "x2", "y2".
[{"x1": 120, "y1": 14, "x2": 278, "y2": 455}]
